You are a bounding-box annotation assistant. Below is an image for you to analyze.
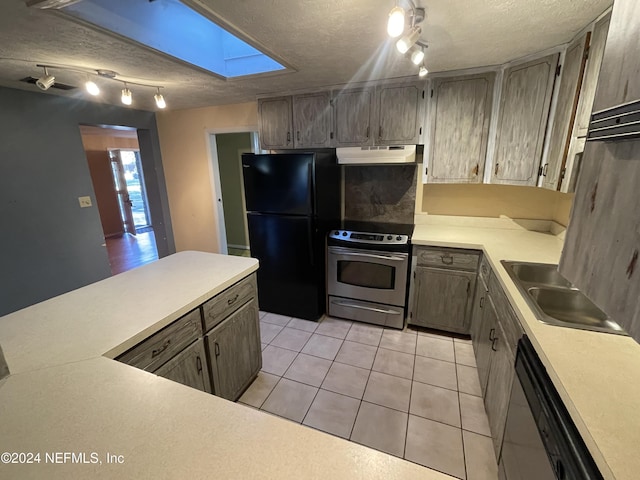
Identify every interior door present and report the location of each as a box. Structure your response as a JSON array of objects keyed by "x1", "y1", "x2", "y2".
[{"x1": 109, "y1": 150, "x2": 136, "y2": 235}]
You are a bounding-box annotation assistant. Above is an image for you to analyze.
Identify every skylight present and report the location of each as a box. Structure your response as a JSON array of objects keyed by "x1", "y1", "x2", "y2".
[{"x1": 62, "y1": 0, "x2": 285, "y2": 78}]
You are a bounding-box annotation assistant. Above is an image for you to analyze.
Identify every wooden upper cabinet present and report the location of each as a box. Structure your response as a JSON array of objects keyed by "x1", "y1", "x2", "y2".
[
  {"x1": 574, "y1": 13, "x2": 611, "y2": 138},
  {"x1": 591, "y1": 2, "x2": 640, "y2": 112},
  {"x1": 428, "y1": 72, "x2": 495, "y2": 183},
  {"x1": 258, "y1": 96, "x2": 292, "y2": 150},
  {"x1": 333, "y1": 87, "x2": 374, "y2": 147},
  {"x1": 375, "y1": 82, "x2": 422, "y2": 145},
  {"x1": 541, "y1": 34, "x2": 589, "y2": 191},
  {"x1": 491, "y1": 53, "x2": 559, "y2": 186},
  {"x1": 292, "y1": 92, "x2": 333, "y2": 148}
]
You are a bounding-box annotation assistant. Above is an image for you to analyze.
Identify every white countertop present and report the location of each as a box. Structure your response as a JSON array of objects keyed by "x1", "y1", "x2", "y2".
[
  {"x1": 0, "y1": 251, "x2": 452, "y2": 480},
  {"x1": 412, "y1": 215, "x2": 640, "y2": 480}
]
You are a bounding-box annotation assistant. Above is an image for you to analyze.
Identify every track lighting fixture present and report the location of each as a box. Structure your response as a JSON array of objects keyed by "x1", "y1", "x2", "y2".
[
  {"x1": 121, "y1": 84, "x2": 132, "y2": 105},
  {"x1": 85, "y1": 79, "x2": 100, "y2": 96},
  {"x1": 36, "y1": 67, "x2": 55, "y2": 90},
  {"x1": 387, "y1": 6, "x2": 405, "y2": 38},
  {"x1": 410, "y1": 46, "x2": 425, "y2": 65},
  {"x1": 154, "y1": 88, "x2": 166, "y2": 109},
  {"x1": 30, "y1": 63, "x2": 168, "y2": 108},
  {"x1": 396, "y1": 26, "x2": 421, "y2": 54},
  {"x1": 419, "y1": 65, "x2": 428, "y2": 77}
]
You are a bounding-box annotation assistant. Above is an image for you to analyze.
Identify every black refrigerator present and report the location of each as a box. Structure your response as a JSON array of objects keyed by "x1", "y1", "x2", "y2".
[{"x1": 242, "y1": 151, "x2": 340, "y2": 321}]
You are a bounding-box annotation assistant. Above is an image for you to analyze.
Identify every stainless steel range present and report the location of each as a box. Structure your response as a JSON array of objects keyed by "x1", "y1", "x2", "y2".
[{"x1": 326, "y1": 222, "x2": 413, "y2": 329}]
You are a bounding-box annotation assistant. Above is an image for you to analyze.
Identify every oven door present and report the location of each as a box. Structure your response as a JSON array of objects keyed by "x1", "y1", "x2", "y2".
[{"x1": 327, "y1": 246, "x2": 408, "y2": 307}]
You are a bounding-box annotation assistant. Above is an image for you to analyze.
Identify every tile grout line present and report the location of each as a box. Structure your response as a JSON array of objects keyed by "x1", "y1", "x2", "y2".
[{"x1": 454, "y1": 338, "x2": 469, "y2": 480}]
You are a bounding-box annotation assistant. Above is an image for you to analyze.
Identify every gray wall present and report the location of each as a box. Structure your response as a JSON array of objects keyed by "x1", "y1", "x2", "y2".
[
  {"x1": 0, "y1": 86, "x2": 174, "y2": 316},
  {"x1": 216, "y1": 133, "x2": 252, "y2": 248}
]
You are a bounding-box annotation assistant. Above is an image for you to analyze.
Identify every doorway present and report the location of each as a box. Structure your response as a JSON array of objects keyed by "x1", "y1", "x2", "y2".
[
  {"x1": 207, "y1": 129, "x2": 259, "y2": 256},
  {"x1": 80, "y1": 125, "x2": 158, "y2": 274}
]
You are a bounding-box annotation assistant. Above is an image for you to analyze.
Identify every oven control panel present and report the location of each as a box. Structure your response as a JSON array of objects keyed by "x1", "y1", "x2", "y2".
[{"x1": 328, "y1": 230, "x2": 409, "y2": 245}]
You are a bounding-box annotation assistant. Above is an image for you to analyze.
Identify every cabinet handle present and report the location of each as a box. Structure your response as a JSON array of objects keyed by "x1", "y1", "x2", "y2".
[
  {"x1": 227, "y1": 294, "x2": 239, "y2": 306},
  {"x1": 472, "y1": 163, "x2": 479, "y2": 176},
  {"x1": 491, "y1": 337, "x2": 498, "y2": 352},
  {"x1": 542, "y1": 163, "x2": 549, "y2": 177},
  {"x1": 626, "y1": 249, "x2": 638, "y2": 279},
  {"x1": 378, "y1": 126, "x2": 383, "y2": 139},
  {"x1": 441, "y1": 254, "x2": 454, "y2": 265},
  {"x1": 466, "y1": 280, "x2": 470, "y2": 294},
  {"x1": 287, "y1": 131, "x2": 291, "y2": 144},
  {"x1": 196, "y1": 355, "x2": 203, "y2": 374},
  {"x1": 489, "y1": 328, "x2": 495, "y2": 341},
  {"x1": 366, "y1": 126, "x2": 370, "y2": 138},
  {"x1": 479, "y1": 296, "x2": 485, "y2": 308},
  {"x1": 214, "y1": 342, "x2": 220, "y2": 357},
  {"x1": 297, "y1": 130, "x2": 300, "y2": 142},
  {"x1": 494, "y1": 163, "x2": 499, "y2": 175},
  {"x1": 151, "y1": 339, "x2": 171, "y2": 358}
]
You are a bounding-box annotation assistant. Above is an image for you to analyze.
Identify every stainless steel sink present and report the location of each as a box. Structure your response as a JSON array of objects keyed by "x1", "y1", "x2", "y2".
[{"x1": 501, "y1": 261, "x2": 627, "y2": 335}]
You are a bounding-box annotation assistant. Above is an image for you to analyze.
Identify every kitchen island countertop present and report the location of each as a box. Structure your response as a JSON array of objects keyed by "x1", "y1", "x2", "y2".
[
  {"x1": 0, "y1": 251, "x2": 452, "y2": 480},
  {"x1": 412, "y1": 215, "x2": 640, "y2": 480}
]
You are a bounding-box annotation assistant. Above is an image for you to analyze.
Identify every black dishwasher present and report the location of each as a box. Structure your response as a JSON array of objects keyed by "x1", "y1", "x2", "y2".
[{"x1": 500, "y1": 335, "x2": 602, "y2": 480}]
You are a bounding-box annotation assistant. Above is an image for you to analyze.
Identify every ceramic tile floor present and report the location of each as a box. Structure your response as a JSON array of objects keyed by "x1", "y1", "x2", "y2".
[{"x1": 238, "y1": 312, "x2": 499, "y2": 480}]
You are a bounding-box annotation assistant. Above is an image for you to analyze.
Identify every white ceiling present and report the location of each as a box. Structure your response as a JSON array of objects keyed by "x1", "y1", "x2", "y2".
[{"x1": 0, "y1": 0, "x2": 612, "y2": 112}]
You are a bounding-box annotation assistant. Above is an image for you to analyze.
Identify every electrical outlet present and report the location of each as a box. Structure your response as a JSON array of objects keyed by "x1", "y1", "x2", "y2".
[{"x1": 78, "y1": 196, "x2": 92, "y2": 208}]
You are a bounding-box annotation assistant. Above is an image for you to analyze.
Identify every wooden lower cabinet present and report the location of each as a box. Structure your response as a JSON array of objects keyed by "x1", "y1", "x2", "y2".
[
  {"x1": 154, "y1": 338, "x2": 211, "y2": 393},
  {"x1": 411, "y1": 266, "x2": 476, "y2": 334},
  {"x1": 475, "y1": 294, "x2": 498, "y2": 395},
  {"x1": 206, "y1": 299, "x2": 262, "y2": 401}
]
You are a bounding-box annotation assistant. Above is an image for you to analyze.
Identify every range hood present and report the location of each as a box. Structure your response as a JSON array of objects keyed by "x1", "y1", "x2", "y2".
[{"x1": 337, "y1": 145, "x2": 417, "y2": 165}]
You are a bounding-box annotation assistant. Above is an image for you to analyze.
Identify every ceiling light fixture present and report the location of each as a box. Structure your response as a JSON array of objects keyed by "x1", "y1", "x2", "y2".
[
  {"x1": 36, "y1": 66, "x2": 55, "y2": 90},
  {"x1": 387, "y1": 6, "x2": 406, "y2": 38},
  {"x1": 121, "y1": 84, "x2": 132, "y2": 106},
  {"x1": 410, "y1": 46, "x2": 425, "y2": 65},
  {"x1": 419, "y1": 65, "x2": 428, "y2": 77},
  {"x1": 154, "y1": 88, "x2": 166, "y2": 109},
  {"x1": 85, "y1": 79, "x2": 100, "y2": 96},
  {"x1": 396, "y1": 26, "x2": 421, "y2": 54}
]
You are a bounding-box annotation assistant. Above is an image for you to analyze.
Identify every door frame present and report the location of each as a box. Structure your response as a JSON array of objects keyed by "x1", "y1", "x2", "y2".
[{"x1": 205, "y1": 127, "x2": 260, "y2": 254}]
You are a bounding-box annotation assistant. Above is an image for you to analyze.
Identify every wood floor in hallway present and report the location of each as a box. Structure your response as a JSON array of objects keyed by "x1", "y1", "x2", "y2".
[{"x1": 105, "y1": 231, "x2": 158, "y2": 275}]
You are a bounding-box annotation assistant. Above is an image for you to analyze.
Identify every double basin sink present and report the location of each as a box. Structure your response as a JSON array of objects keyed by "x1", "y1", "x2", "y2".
[{"x1": 501, "y1": 261, "x2": 627, "y2": 335}]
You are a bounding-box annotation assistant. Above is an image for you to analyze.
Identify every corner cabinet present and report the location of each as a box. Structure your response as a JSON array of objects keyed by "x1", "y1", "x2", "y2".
[
  {"x1": 409, "y1": 247, "x2": 479, "y2": 334},
  {"x1": 559, "y1": 0, "x2": 640, "y2": 343},
  {"x1": 427, "y1": 72, "x2": 495, "y2": 183},
  {"x1": 491, "y1": 54, "x2": 559, "y2": 186}
]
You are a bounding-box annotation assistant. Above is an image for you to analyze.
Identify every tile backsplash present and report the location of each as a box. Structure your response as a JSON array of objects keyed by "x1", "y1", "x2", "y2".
[{"x1": 343, "y1": 165, "x2": 417, "y2": 224}]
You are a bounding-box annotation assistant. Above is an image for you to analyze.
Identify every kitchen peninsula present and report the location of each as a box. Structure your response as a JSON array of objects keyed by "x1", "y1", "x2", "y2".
[{"x1": 0, "y1": 251, "x2": 450, "y2": 479}]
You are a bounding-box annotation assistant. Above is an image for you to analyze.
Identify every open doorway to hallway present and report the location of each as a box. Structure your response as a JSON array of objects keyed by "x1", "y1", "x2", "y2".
[
  {"x1": 209, "y1": 131, "x2": 258, "y2": 257},
  {"x1": 80, "y1": 125, "x2": 158, "y2": 274}
]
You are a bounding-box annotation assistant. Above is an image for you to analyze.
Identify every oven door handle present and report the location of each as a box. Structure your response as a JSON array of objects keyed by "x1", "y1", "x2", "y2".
[
  {"x1": 331, "y1": 300, "x2": 402, "y2": 315},
  {"x1": 328, "y1": 250, "x2": 407, "y2": 262}
]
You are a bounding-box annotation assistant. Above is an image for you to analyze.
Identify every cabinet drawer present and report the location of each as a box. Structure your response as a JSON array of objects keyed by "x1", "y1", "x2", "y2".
[
  {"x1": 416, "y1": 247, "x2": 480, "y2": 271},
  {"x1": 117, "y1": 308, "x2": 203, "y2": 372},
  {"x1": 203, "y1": 274, "x2": 257, "y2": 333}
]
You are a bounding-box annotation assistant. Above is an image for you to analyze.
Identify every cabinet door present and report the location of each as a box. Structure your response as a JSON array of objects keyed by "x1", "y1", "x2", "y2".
[
  {"x1": 484, "y1": 320, "x2": 515, "y2": 458},
  {"x1": 591, "y1": 1, "x2": 640, "y2": 112},
  {"x1": 470, "y1": 275, "x2": 489, "y2": 353},
  {"x1": 542, "y1": 35, "x2": 589, "y2": 191},
  {"x1": 491, "y1": 54, "x2": 559, "y2": 185},
  {"x1": 206, "y1": 299, "x2": 262, "y2": 401},
  {"x1": 428, "y1": 73, "x2": 495, "y2": 183},
  {"x1": 154, "y1": 338, "x2": 211, "y2": 393},
  {"x1": 293, "y1": 92, "x2": 332, "y2": 148},
  {"x1": 375, "y1": 82, "x2": 422, "y2": 145},
  {"x1": 574, "y1": 13, "x2": 611, "y2": 138},
  {"x1": 333, "y1": 88, "x2": 373, "y2": 146},
  {"x1": 475, "y1": 294, "x2": 498, "y2": 395},
  {"x1": 411, "y1": 266, "x2": 476, "y2": 334},
  {"x1": 258, "y1": 97, "x2": 292, "y2": 149},
  {"x1": 559, "y1": 139, "x2": 640, "y2": 341}
]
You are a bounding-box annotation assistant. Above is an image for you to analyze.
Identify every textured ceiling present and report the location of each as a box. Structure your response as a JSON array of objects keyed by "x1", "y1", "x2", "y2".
[{"x1": 0, "y1": 0, "x2": 612, "y2": 112}]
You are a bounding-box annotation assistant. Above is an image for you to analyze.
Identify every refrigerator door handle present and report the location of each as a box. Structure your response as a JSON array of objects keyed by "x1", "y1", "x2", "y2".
[{"x1": 308, "y1": 221, "x2": 315, "y2": 267}]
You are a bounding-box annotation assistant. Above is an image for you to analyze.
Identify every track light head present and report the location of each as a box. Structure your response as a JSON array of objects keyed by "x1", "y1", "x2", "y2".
[
  {"x1": 419, "y1": 65, "x2": 428, "y2": 77},
  {"x1": 121, "y1": 86, "x2": 132, "y2": 105},
  {"x1": 396, "y1": 27, "x2": 421, "y2": 54},
  {"x1": 387, "y1": 6, "x2": 405, "y2": 38},
  {"x1": 154, "y1": 89, "x2": 166, "y2": 109},
  {"x1": 36, "y1": 67, "x2": 55, "y2": 90},
  {"x1": 410, "y1": 47, "x2": 425, "y2": 65},
  {"x1": 85, "y1": 80, "x2": 100, "y2": 96}
]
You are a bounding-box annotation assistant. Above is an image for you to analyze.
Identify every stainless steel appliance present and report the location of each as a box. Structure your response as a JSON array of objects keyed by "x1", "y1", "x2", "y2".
[
  {"x1": 327, "y1": 222, "x2": 413, "y2": 329},
  {"x1": 500, "y1": 335, "x2": 602, "y2": 480},
  {"x1": 242, "y1": 151, "x2": 340, "y2": 321}
]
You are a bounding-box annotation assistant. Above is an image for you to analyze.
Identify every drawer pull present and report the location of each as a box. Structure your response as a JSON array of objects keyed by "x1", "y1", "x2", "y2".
[
  {"x1": 441, "y1": 255, "x2": 454, "y2": 265},
  {"x1": 227, "y1": 294, "x2": 240, "y2": 306},
  {"x1": 151, "y1": 339, "x2": 171, "y2": 358}
]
